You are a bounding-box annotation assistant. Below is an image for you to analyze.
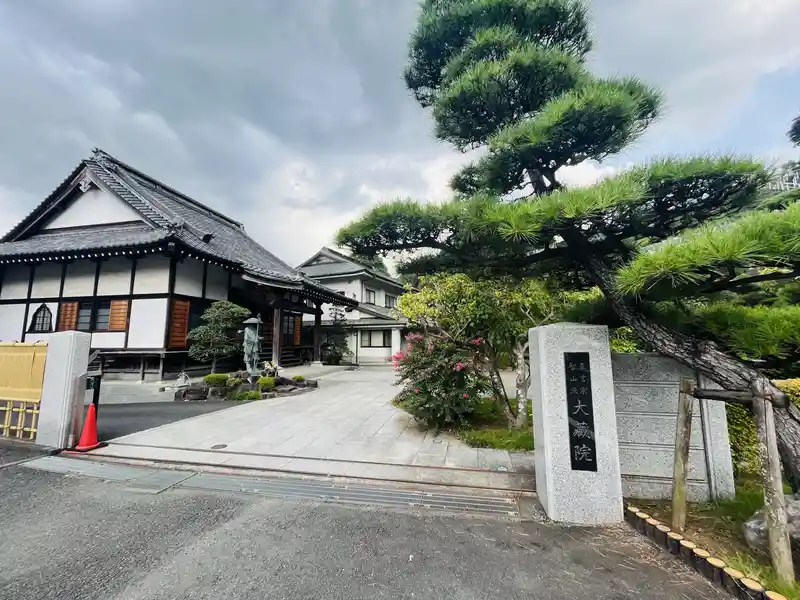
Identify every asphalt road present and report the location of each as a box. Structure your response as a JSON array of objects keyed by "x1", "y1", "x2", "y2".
[
  {"x1": 95, "y1": 401, "x2": 234, "y2": 441},
  {"x1": 0, "y1": 465, "x2": 726, "y2": 600}
]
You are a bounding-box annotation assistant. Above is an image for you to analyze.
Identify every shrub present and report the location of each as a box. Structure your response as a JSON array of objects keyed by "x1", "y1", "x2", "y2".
[
  {"x1": 291, "y1": 375, "x2": 306, "y2": 382},
  {"x1": 231, "y1": 391, "x2": 260, "y2": 401},
  {"x1": 726, "y1": 378, "x2": 800, "y2": 476},
  {"x1": 203, "y1": 373, "x2": 230, "y2": 388},
  {"x1": 257, "y1": 376, "x2": 276, "y2": 390},
  {"x1": 393, "y1": 334, "x2": 491, "y2": 429},
  {"x1": 226, "y1": 377, "x2": 245, "y2": 387}
]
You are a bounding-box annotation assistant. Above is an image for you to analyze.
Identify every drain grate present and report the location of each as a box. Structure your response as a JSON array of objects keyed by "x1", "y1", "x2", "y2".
[
  {"x1": 180, "y1": 472, "x2": 519, "y2": 516},
  {"x1": 23, "y1": 456, "x2": 520, "y2": 516}
]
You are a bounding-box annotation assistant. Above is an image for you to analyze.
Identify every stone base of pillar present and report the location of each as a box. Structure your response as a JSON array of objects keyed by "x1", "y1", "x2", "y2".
[{"x1": 310, "y1": 361, "x2": 324, "y2": 366}]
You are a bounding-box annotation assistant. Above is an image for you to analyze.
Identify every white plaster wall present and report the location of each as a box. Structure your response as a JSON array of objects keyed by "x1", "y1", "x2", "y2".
[
  {"x1": 24, "y1": 301, "x2": 58, "y2": 343},
  {"x1": 0, "y1": 303, "x2": 25, "y2": 341},
  {"x1": 357, "y1": 345, "x2": 392, "y2": 364},
  {"x1": 91, "y1": 332, "x2": 126, "y2": 349},
  {"x1": 133, "y1": 256, "x2": 171, "y2": 294},
  {"x1": 43, "y1": 188, "x2": 142, "y2": 229},
  {"x1": 31, "y1": 264, "x2": 61, "y2": 298},
  {"x1": 126, "y1": 298, "x2": 167, "y2": 348},
  {"x1": 63, "y1": 261, "x2": 96, "y2": 297},
  {"x1": 1, "y1": 265, "x2": 31, "y2": 300},
  {"x1": 97, "y1": 257, "x2": 132, "y2": 296},
  {"x1": 175, "y1": 258, "x2": 204, "y2": 297},
  {"x1": 205, "y1": 264, "x2": 229, "y2": 300}
]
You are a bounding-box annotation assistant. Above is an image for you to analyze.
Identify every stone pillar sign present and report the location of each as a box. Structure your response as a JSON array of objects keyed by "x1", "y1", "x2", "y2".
[{"x1": 529, "y1": 324, "x2": 623, "y2": 525}]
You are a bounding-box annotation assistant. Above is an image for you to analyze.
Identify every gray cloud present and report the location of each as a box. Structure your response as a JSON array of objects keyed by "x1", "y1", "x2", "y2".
[{"x1": 0, "y1": 0, "x2": 798, "y2": 264}]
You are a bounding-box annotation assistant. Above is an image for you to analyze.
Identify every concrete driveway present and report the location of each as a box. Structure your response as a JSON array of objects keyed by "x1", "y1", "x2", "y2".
[
  {"x1": 1, "y1": 463, "x2": 726, "y2": 600},
  {"x1": 89, "y1": 368, "x2": 536, "y2": 490}
]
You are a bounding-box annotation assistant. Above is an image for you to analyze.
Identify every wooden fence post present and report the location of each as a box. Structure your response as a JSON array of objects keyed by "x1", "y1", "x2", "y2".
[
  {"x1": 671, "y1": 377, "x2": 695, "y2": 532},
  {"x1": 751, "y1": 393, "x2": 795, "y2": 584}
]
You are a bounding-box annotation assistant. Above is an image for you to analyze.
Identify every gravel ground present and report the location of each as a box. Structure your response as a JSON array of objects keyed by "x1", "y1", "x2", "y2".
[{"x1": 0, "y1": 465, "x2": 727, "y2": 600}]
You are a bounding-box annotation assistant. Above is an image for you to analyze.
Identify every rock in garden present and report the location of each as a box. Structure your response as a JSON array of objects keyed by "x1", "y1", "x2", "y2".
[
  {"x1": 743, "y1": 493, "x2": 800, "y2": 577},
  {"x1": 305, "y1": 380, "x2": 319, "y2": 388}
]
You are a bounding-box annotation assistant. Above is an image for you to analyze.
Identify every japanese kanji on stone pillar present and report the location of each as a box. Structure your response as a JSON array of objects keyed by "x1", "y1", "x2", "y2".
[{"x1": 528, "y1": 323, "x2": 623, "y2": 525}]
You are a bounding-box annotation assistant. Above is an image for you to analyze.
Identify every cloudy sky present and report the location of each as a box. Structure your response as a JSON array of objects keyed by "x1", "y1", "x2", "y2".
[{"x1": 1, "y1": 0, "x2": 798, "y2": 265}]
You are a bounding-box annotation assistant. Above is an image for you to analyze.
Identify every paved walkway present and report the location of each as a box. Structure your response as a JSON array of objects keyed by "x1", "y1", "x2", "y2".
[{"x1": 91, "y1": 368, "x2": 536, "y2": 490}]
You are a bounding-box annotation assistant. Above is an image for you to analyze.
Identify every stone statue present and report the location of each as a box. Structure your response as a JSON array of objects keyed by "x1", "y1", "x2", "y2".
[{"x1": 242, "y1": 316, "x2": 262, "y2": 378}]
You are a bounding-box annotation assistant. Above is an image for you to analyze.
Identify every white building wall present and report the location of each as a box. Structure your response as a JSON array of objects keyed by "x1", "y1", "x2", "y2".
[
  {"x1": 205, "y1": 264, "x2": 229, "y2": 301},
  {"x1": 1, "y1": 265, "x2": 31, "y2": 300},
  {"x1": 303, "y1": 278, "x2": 364, "y2": 322},
  {"x1": 97, "y1": 257, "x2": 132, "y2": 296},
  {"x1": 43, "y1": 187, "x2": 142, "y2": 229},
  {"x1": 62, "y1": 261, "x2": 96, "y2": 297},
  {"x1": 175, "y1": 258, "x2": 204, "y2": 297},
  {"x1": 30, "y1": 264, "x2": 61, "y2": 298},
  {"x1": 133, "y1": 256, "x2": 171, "y2": 294},
  {"x1": 0, "y1": 304, "x2": 26, "y2": 342},
  {"x1": 91, "y1": 332, "x2": 127, "y2": 349},
  {"x1": 127, "y1": 298, "x2": 168, "y2": 348}
]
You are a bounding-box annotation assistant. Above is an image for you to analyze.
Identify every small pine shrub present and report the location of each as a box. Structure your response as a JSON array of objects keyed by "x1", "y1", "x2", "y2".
[
  {"x1": 226, "y1": 377, "x2": 245, "y2": 387},
  {"x1": 203, "y1": 373, "x2": 230, "y2": 387},
  {"x1": 291, "y1": 375, "x2": 306, "y2": 382},
  {"x1": 257, "y1": 376, "x2": 276, "y2": 390}
]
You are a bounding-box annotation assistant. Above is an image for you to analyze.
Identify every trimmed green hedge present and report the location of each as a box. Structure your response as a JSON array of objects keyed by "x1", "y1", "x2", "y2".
[
  {"x1": 257, "y1": 376, "x2": 276, "y2": 390},
  {"x1": 291, "y1": 375, "x2": 306, "y2": 382},
  {"x1": 203, "y1": 373, "x2": 230, "y2": 387},
  {"x1": 728, "y1": 379, "x2": 800, "y2": 476}
]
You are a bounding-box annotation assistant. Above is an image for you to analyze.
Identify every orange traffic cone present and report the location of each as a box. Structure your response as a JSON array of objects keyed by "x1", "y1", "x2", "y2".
[{"x1": 73, "y1": 403, "x2": 105, "y2": 452}]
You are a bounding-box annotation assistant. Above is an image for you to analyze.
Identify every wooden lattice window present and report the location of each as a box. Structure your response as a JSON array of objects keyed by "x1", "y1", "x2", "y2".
[
  {"x1": 108, "y1": 300, "x2": 129, "y2": 332},
  {"x1": 28, "y1": 304, "x2": 53, "y2": 333},
  {"x1": 57, "y1": 302, "x2": 78, "y2": 331},
  {"x1": 169, "y1": 299, "x2": 190, "y2": 348}
]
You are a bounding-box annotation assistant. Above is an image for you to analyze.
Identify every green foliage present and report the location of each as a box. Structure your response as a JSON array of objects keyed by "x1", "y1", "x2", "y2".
[
  {"x1": 257, "y1": 376, "x2": 276, "y2": 390},
  {"x1": 203, "y1": 373, "x2": 230, "y2": 388},
  {"x1": 226, "y1": 377, "x2": 245, "y2": 387},
  {"x1": 726, "y1": 380, "x2": 800, "y2": 477},
  {"x1": 617, "y1": 201, "x2": 800, "y2": 299},
  {"x1": 321, "y1": 305, "x2": 352, "y2": 365},
  {"x1": 609, "y1": 327, "x2": 646, "y2": 353},
  {"x1": 726, "y1": 403, "x2": 760, "y2": 476},
  {"x1": 397, "y1": 273, "x2": 563, "y2": 355},
  {"x1": 187, "y1": 301, "x2": 250, "y2": 365},
  {"x1": 291, "y1": 375, "x2": 306, "y2": 382},
  {"x1": 405, "y1": 0, "x2": 592, "y2": 107},
  {"x1": 790, "y1": 113, "x2": 800, "y2": 146},
  {"x1": 458, "y1": 427, "x2": 533, "y2": 451},
  {"x1": 231, "y1": 391, "x2": 260, "y2": 401},
  {"x1": 393, "y1": 334, "x2": 491, "y2": 429}
]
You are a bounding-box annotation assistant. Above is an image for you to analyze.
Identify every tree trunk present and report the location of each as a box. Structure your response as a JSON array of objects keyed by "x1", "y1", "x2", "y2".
[
  {"x1": 586, "y1": 257, "x2": 800, "y2": 491},
  {"x1": 211, "y1": 355, "x2": 218, "y2": 374},
  {"x1": 513, "y1": 341, "x2": 529, "y2": 429},
  {"x1": 483, "y1": 346, "x2": 514, "y2": 425}
]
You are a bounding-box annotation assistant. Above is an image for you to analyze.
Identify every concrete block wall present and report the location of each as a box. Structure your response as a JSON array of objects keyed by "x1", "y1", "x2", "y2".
[{"x1": 612, "y1": 353, "x2": 735, "y2": 502}]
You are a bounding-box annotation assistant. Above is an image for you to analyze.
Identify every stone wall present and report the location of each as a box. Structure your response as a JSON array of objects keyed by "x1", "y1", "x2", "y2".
[{"x1": 612, "y1": 353, "x2": 735, "y2": 502}]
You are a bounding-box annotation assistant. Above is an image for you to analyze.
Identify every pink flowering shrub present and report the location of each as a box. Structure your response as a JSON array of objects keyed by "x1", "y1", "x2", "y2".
[{"x1": 394, "y1": 334, "x2": 490, "y2": 429}]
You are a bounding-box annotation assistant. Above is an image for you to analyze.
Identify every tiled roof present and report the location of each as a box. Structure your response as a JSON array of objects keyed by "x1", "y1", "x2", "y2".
[
  {"x1": 0, "y1": 223, "x2": 169, "y2": 257},
  {"x1": 0, "y1": 149, "x2": 355, "y2": 306},
  {"x1": 298, "y1": 246, "x2": 405, "y2": 289}
]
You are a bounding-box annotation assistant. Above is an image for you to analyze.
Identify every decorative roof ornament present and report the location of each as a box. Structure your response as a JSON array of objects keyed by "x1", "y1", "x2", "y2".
[{"x1": 79, "y1": 175, "x2": 93, "y2": 193}]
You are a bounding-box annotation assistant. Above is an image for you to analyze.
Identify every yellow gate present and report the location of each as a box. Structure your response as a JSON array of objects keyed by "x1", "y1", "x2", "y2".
[{"x1": 0, "y1": 342, "x2": 47, "y2": 441}]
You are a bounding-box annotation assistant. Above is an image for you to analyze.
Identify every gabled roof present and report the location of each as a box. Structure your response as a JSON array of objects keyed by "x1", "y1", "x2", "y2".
[
  {"x1": 0, "y1": 149, "x2": 355, "y2": 306},
  {"x1": 297, "y1": 246, "x2": 405, "y2": 290}
]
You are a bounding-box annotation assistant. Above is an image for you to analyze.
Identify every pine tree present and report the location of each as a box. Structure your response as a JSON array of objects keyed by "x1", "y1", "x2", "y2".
[{"x1": 336, "y1": 0, "x2": 800, "y2": 489}]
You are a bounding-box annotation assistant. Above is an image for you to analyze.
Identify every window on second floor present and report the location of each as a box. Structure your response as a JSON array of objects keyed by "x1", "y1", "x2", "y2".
[
  {"x1": 365, "y1": 288, "x2": 376, "y2": 304},
  {"x1": 385, "y1": 295, "x2": 396, "y2": 309},
  {"x1": 29, "y1": 304, "x2": 53, "y2": 333}
]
